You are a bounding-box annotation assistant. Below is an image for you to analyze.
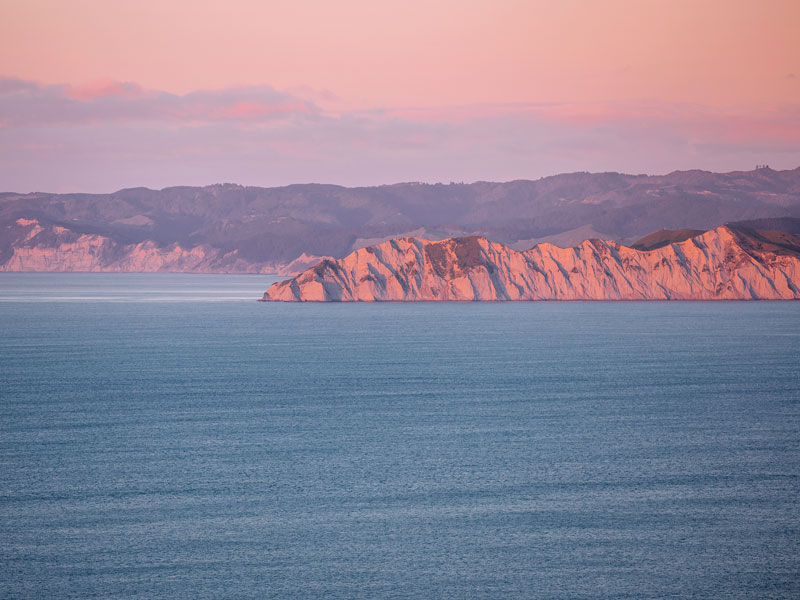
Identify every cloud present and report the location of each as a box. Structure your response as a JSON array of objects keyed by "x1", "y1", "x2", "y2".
[
  {"x1": 0, "y1": 77, "x2": 318, "y2": 127},
  {"x1": 0, "y1": 77, "x2": 798, "y2": 193},
  {"x1": 0, "y1": 77, "x2": 43, "y2": 94},
  {"x1": 66, "y1": 77, "x2": 148, "y2": 101}
]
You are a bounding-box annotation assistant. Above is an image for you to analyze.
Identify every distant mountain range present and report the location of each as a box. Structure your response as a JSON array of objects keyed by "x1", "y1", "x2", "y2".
[
  {"x1": 2, "y1": 167, "x2": 799, "y2": 273},
  {"x1": 263, "y1": 225, "x2": 800, "y2": 301}
]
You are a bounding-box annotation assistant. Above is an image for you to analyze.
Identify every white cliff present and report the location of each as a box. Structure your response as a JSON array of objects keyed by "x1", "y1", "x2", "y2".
[{"x1": 0, "y1": 219, "x2": 327, "y2": 275}]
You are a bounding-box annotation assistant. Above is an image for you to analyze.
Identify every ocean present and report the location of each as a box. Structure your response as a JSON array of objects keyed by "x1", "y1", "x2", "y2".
[{"x1": 1, "y1": 273, "x2": 799, "y2": 599}]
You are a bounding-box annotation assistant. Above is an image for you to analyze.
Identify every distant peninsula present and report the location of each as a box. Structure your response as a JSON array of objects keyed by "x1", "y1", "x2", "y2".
[
  {"x1": 2, "y1": 167, "x2": 800, "y2": 275},
  {"x1": 262, "y1": 225, "x2": 800, "y2": 301}
]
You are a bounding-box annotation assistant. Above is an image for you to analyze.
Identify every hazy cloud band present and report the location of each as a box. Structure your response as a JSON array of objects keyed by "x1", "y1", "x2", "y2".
[{"x1": 1, "y1": 77, "x2": 798, "y2": 193}]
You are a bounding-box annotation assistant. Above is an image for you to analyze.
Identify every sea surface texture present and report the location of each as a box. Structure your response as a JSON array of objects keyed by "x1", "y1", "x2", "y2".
[{"x1": 1, "y1": 273, "x2": 799, "y2": 599}]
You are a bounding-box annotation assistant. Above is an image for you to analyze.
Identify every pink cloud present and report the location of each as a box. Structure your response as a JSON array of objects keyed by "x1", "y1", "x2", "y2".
[
  {"x1": 66, "y1": 77, "x2": 147, "y2": 101},
  {"x1": 1, "y1": 76, "x2": 798, "y2": 193},
  {"x1": 681, "y1": 108, "x2": 800, "y2": 145},
  {"x1": 372, "y1": 101, "x2": 800, "y2": 151},
  {"x1": 0, "y1": 77, "x2": 318, "y2": 126},
  {"x1": 377, "y1": 102, "x2": 685, "y2": 127}
]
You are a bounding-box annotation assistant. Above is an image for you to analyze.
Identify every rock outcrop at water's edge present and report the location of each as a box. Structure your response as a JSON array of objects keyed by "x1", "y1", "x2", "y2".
[{"x1": 262, "y1": 225, "x2": 800, "y2": 301}]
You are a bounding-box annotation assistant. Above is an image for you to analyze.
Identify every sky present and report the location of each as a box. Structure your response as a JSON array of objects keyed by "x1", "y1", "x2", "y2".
[{"x1": 0, "y1": 0, "x2": 798, "y2": 193}]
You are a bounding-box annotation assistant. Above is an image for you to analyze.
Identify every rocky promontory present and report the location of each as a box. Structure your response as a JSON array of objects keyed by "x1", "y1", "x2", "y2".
[{"x1": 262, "y1": 225, "x2": 800, "y2": 301}]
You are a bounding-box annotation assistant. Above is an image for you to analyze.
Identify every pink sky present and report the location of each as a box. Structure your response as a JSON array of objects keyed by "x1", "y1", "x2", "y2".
[{"x1": 0, "y1": 0, "x2": 798, "y2": 192}]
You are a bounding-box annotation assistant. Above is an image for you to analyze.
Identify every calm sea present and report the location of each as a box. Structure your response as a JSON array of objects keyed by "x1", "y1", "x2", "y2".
[{"x1": 1, "y1": 273, "x2": 799, "y2": 599}]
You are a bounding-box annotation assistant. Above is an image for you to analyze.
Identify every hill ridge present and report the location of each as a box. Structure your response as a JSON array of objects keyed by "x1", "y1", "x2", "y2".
[{"x1": 2, "y1": 167, "x2": 799, "y2": 273}]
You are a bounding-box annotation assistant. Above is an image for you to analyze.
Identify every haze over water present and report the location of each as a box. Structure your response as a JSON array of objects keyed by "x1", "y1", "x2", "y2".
[{"x1": 1, "y1": 273, "x2": 798, "y2": 598}]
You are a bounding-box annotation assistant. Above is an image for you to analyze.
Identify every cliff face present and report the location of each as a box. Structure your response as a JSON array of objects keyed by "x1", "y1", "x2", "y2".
[
  {"x1": 262, "y1": 226, "x2": 800, "y2": 301},
  {"x1": 0, "y1": 219, "x2": 326, "y2": 275}
]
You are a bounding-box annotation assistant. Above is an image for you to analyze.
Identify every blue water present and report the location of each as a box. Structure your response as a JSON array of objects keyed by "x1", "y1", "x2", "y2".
[{"x1": 1, "y1": 273, "x2": 799, "y2": 599}]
